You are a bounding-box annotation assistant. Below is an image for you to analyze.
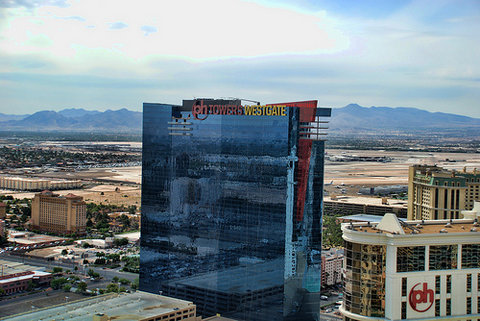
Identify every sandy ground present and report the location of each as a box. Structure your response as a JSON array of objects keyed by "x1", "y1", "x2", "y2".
[
  {"x1": 2, "y1": 150, "x2": 480, "y2": 203},
  {"x1": 5, "y1": 185, "x2": 141, "y2": 206},
  {"x1": 324, "y1": 149, "x2": 480, "y2": 186}
]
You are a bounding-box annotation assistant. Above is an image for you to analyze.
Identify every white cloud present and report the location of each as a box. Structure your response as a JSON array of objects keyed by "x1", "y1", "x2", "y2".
[
  {"x1": 0, "y1": 0, "x2": 349, "y2": 62},
  {"x1": 0, "y1": 0, "x2": 479, "y2": 117}
]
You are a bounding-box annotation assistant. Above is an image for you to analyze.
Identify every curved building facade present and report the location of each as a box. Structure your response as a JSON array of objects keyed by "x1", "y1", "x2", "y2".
[
  {"x1": 140, "y1": 99, "x2": 331, "y2": 321},
  {"x1": 341, "y1": 214, "x2": 480, "y2": 321}
]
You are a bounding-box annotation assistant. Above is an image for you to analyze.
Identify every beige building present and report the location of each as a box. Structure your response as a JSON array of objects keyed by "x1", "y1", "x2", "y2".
[
  {"x1": 0, "y1": 202, "x2": 6, "y2": 219},
  {"x1": 341, "y1": 209, "x2": 480, "y2": 321},
  {"x1": 3, "y1": 291, "x2": 201, "y2": 321},
  {"x1": 0, "y1": 175, "x2": 81, "y2": 191},
  {"x1": 31, "y1": 190, "x2": 86, "y2": 235},
  {"x1": 321, "y1": 248, "x2": 344, "y2": 287},
  {"x1": 408, "y1": 165, "x2": 480, "y2": 220}
]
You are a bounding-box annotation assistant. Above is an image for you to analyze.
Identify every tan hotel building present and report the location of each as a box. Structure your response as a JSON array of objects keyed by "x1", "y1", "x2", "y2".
[
  {"x1": 341, "y1": 205, "x2": 480, "y2": 321},
  {"x1": 31, "y1": 191, "x2": 86, "y2": 235},
  {"x1": 0, "y1": 175, "x2": 81, "y2": 191},
  {"x1": 408, "y1": 165, "x2": 480, "y2": 221}
]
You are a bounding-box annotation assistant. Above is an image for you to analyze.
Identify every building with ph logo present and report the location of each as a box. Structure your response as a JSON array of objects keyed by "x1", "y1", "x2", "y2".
[
  {"x1": 140, "y1": 99, "x2": 331, "y2": 321},
  {"x1": 341, "y1": 202, "x2": 480, "y2": 321}
]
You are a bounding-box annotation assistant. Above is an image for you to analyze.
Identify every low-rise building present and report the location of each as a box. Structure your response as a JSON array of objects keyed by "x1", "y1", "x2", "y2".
[
  {"x1": 341, "y1": 206, "x2": 480, "y2": 321},
  {"x1": 325, "y1": 195, "x2": 408, "y2": 218},
  {"x1": 3, "y1": 291, "x2": 201, "y2": 321},
  {"x1": 0, "y1": 259, "x2": 51, "y2": 295},
  {"x1": 0, "y1": 202, "x2": 6, "y2": 219},
  {"x1": 0, "y1": 175, "x2": 81, "y2": 191}
]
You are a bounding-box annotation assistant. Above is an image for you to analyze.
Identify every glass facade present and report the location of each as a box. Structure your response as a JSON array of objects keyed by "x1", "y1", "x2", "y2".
[
  {"x1": 344, "y1": 241, "x2": 386, "y2": 317},
  {"x1": 397, "y1": 246, "x2": 425, "y2": 272},
  {"x1": 462, "y1": 244, "x2": 480, "y2": 268},
  {"x1": 140, "y1": 100, "x2": 330, "y2": 321},
  {"x1": 429, "y1": 245, "x2": 458, "y2": 270}
]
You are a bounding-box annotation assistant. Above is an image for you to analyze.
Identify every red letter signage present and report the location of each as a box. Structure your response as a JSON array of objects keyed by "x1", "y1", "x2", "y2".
[{"x1": 409, "y1": 282, "x2": 434, "y2": 312}]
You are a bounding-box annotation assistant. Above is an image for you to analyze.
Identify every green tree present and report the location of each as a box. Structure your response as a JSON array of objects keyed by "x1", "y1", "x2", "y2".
[
  {"x1": 106, "y1": 253, "x2": 120, "y2": 263},
  {"x1": 119, "y1": 278, "x2": 130, "y2": 285},
  {"x1": 106, "y1": 283, "x2": 119, "y2": 293},
  {"x1": 50, "y1": 277, "x2": 68, "y2": 290},
  {"x1": 63, "y1": 284, "x2": 72, "y2": 292},
  {"x1": 119, "y1": 214, "x2": 131, "y2": 229},
  {"x1": 61, "y1": 249, "x2": 68, "y2": 256},
  {"x1": 112, "y1": 276, "x2": 119, "y2": 283},
  {"x1": 77, "y1": 282, "x2": 87, "y2": 293},
  {"x1": 113, "y1": 237, "x2": 129, "y2": 247},
  {"x1": 131, "y1": 278, "x2": 139, "y2": 290},
  {"x1": 322, "y1": 215, "x2": 343, "y2": 247},
  {"x1": 87, "y1": 269, "x2": 95, "y2": 277},
  {"x1": 52, "y1": 267, "x2": 63, "y2": 273}
]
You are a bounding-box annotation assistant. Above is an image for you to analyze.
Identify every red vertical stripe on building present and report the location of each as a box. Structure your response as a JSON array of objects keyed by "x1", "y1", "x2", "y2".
[{"x1": 268, "y1": 100, "x2": 317, "y2": 222}]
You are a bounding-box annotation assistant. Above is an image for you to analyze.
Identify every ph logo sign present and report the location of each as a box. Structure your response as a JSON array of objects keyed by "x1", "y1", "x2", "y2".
[{"x1": 409, "y1": 282, "x2": 434, "y2": 312}]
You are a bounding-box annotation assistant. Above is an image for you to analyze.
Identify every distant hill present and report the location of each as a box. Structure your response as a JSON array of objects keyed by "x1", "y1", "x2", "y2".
[
  {"x1": 0, "y1": 108, "x2": 142, "y2": 133},
  {"x1": 0, "y1": 112, "x2": 29, "y2": 122},
  {"x1": 58, "y1": 108, "x2": 101, "y2": 118},
  {"x1": 0, "y1": 104, "x2": 478, "y2": 136},
  {"x1": 329, "y1": 104, "x2": 480, "y2": 136}
]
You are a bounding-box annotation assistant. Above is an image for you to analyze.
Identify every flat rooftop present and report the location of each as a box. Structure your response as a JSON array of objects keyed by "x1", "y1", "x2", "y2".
[
  {"x1": 347, "y1": 218, "x2": 480, "y2": 235},
  {"x1": 7, "y1": 231, "x2": 66, "y2": 245},
  {"x1": 338, "y1": 214, "x2": 406, "y2": 223},
  {"x1": 2, "y1": 292, "x2": 196, "y2": 321},
  {"x1": 325, "y1": 195, "x2": 407, "y2": 208},
  {"x1": 165, "y1": 258, "x2": 284, "y2": 294},
  {"x1": 0, "y1": 259, "x2": 46, "y2": 275}
]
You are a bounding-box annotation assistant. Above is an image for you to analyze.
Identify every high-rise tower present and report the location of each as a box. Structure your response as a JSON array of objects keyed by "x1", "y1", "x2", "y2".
[{"x1": 140, "y1": 99, "x2": 331, "y2": 321}]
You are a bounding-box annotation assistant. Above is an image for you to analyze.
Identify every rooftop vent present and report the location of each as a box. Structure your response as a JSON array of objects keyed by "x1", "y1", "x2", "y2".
[
  {"x1": 415, "y1": 224, "x2": 423, "y2": 229},
  {"x1": 471, "y1": 228, "x2": 477, "y2": 232},
  {"x1": 444, "y1": 222, "x2": 452, "y2": 228},
  {"x1": 440, "y1": 229, "x2": 448, "y2": 233}
]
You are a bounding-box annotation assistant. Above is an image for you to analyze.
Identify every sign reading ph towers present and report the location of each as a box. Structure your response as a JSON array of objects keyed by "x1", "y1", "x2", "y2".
[{"x1": 192, "y1": 99, "x2": 287, "y2": 120}]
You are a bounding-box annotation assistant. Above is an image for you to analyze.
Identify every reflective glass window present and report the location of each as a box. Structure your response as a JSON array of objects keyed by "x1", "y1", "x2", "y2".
[
  {"x1": 462, "y1": 244, "x2": 480, "y2": 269},
  {"x1": 429, "y1": 245, "x2": 457, "y2": 270},
  {"x1": 397, "y1": 246, "x2": 425, "y2": 272}
]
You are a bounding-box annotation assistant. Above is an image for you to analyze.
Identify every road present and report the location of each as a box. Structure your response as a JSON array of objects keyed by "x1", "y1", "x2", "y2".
[
  {"x1": 1, "y1": 253, "x2": 138, "y2": 283},
  {"x1": 0, "y1": 289, "x2": 85, "y2": 317}
]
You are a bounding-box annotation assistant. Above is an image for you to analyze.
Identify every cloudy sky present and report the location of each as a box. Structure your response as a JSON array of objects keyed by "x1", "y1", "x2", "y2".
[{"x1": 0, "y1": 0, "x2": 479, "y2": 117}]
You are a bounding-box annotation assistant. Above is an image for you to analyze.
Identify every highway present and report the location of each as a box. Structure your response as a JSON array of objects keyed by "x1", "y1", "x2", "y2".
[{"x1": 1, "y1": 253, "x2": 138, "y2": 283}]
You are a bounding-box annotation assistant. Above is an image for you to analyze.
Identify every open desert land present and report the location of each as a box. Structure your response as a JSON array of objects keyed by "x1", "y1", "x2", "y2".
[
  {"x1": 324, "y1": 149, "x2": 480, "y2": 186},
  {"x1": 3, "y1": 150, "x2": 480, "y2": 203}
]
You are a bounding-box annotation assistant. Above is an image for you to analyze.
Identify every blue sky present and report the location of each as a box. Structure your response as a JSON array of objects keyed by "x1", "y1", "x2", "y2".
[{"x1": 0, "y1": 0, "x2": 479, "y2": 117}]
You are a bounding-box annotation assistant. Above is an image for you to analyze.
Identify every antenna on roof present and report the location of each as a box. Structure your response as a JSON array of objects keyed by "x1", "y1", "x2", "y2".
[{"x1": 224, "y1": 97, "x2": 260, "y2": 105}]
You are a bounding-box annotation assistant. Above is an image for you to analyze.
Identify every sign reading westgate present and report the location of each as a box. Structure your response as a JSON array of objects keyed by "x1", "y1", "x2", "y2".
[{"x1": 192, "y1": 100, "x2": 287, "y2": 120}]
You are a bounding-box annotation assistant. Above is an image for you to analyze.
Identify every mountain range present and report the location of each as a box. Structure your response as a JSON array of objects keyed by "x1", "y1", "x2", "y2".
[
  {"x1": 0, "y1": 104, "x2": 478, "y2": 136},
  {"x1": 0, "y1": 108, "x2": 142, "y2": 133}
]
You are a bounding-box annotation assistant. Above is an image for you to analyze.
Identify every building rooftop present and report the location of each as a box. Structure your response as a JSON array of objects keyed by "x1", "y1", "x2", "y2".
[
  {"x1": 325, "y1": 195, "x2": 407, "y2": 208},
  {"x1": 7, "y1": 231, "x2": 66, "y2": 245},
  {"x1": 0, "y1": 259, "x2": 47, "y2": 275},
  {"x1": 165, "y1": 258, "x2": 283, "y2": 294},
  {"x1": 2, "y1": 292, "x2": 196, "y2": 321},
  {"x1": 338, "y1": 214, "x2": 407, "y2": 223},
  {"x1": 344, "y1": 215, "x2": 480, "y2": 236},
  {"x1": 0, "y1": 271, "x2": 49, "y2": 285}
]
